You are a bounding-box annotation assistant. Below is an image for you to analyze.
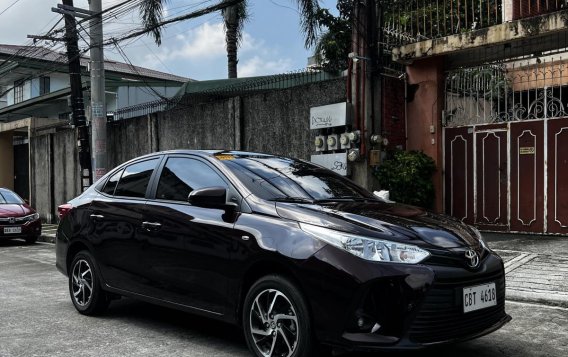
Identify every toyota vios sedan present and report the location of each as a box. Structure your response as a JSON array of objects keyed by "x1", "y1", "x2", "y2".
[
  {"x1": 56, "y1": 150, "x2": 511, "y2": 356},
  {"x1": 0, "y1": 188, "x2": 41, "y2": 244}
]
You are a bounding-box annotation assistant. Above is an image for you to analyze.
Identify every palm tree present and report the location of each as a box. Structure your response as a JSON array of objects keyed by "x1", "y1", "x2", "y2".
[{"x1": 140, "y1": 0, "x2": 321, "y2": 78}]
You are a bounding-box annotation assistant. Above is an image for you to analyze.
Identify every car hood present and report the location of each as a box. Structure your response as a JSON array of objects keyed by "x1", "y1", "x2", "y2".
[
  {"x1": 275, "y1": 200, "x2": 479, "y2": 249},
  {"x1": 0, "y1": 204, "x2": 33, "y2": 217}
]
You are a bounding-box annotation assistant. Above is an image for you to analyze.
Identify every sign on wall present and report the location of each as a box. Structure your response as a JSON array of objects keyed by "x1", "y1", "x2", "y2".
[
  {"x1": 311, "y1": 153, "x2": 349, "y2": 176},
  {"x1": 310, "y1": 102, "x2": 352, "y2": 130}
]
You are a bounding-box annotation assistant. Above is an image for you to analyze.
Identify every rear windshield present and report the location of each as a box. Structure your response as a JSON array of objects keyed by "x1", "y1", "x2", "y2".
[
  {"x1": 218, "y1": 155, "x2": 374, "y2": 201},
  {"x1": 0, "y1": 190, "x2": 24, "y2": 204}
]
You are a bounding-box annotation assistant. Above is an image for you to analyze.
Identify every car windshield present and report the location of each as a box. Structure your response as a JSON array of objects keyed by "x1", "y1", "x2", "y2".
[
  {"x1": 0, "y1": 190, "x2": 24, "y2": 204},
  {"x1": 217, "y1": 154, "x2": 375, "y2": 202}
]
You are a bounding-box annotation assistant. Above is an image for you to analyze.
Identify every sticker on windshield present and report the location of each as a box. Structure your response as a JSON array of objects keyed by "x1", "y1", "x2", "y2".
[{"x1": 215, "y1": 154, "x2": 235, "y2": 161}]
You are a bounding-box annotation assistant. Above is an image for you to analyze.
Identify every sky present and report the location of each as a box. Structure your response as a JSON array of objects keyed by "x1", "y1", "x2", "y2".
[{"x1": 0, "y1": 0, "x2": 339, "y2": 81}]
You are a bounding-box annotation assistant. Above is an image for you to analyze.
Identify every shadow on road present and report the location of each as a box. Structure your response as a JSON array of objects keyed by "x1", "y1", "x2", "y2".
[{"x1": 90, "y1": 297, "x2": 508, "y2": 357}]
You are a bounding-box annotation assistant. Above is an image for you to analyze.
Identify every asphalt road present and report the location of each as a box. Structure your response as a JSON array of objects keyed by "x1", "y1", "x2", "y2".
[{"x1": 0, "y1": 240, "x2": 567, "y2": 357}]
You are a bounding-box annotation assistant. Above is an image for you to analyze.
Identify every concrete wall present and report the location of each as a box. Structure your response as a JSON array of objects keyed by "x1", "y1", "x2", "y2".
[
  {"x1": 159, "y1": 99, "x2": 236, "y2": 152},
  {"x1": 30, "y1": 130, "x2": 79, "y2": 223},
  {"x1": 406, "y1": 57, "x2": 445, "y2": 213},
  {"x1": 242, "y1": 79, "x2": 346, "y2": 159},
  {"x1": 30, "y1": 134, "x2": 51, "y2": 222},
  {"x1": 30, "y1": 78, "x2": 346, "y2": 221},
  {"x1": 0, "y1": 131, "x2": 14, "y2": 190}
]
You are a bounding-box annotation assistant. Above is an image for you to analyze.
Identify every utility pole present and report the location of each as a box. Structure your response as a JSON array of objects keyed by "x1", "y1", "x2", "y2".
[
  {"x1": 89, "y1": 0, "x2": 107, "y2": 180},
  {"x1": 61, "y1": 0, "x2": 92, "y2": 191}
]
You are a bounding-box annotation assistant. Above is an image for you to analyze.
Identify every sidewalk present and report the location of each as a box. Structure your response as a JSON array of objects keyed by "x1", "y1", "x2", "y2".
[
  {"x1": 484, "y1": 232, "x2": 568, "y2": 308},
  {"x1": 39, "y1": 224, "x2": 57, "y2": 243}
]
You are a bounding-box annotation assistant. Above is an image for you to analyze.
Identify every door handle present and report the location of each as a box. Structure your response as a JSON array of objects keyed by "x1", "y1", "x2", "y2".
[
  {"x1": 142, "y1": 221, "x2": 162, "y2": 231},
  {"x1": 90, "y1": 214, "x2": 104, "y2": 220}
]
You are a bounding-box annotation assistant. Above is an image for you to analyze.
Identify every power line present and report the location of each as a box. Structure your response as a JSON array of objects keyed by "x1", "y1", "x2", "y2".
[
  {"x1": 102, "y1": 0, "x2": 245, "y2": 47},
  {"x1": 0, "y1": 0, "x2": 23, "y2": 17}
]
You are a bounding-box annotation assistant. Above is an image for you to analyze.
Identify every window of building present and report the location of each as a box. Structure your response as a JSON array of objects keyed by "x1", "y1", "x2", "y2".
[
  {"x1": 39, "y1": 76, "x2": 50, "y2": 95},
  {"x1": 14, "y1": 80, "x2": 24, "y2": 104}
]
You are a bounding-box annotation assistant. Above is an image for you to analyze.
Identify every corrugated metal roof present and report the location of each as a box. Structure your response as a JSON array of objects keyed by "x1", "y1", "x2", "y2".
[{"x1": 0, "y1": 44, "x2": 190, "y2": 83}]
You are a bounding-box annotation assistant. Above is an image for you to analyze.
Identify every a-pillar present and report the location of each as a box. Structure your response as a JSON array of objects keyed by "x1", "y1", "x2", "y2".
[
  {"x1": 406, "y1": 57, "x2": 445, "y2": 212},
  {"x1": 0, "y1": 131, "x2": 14, "y2": 190}
]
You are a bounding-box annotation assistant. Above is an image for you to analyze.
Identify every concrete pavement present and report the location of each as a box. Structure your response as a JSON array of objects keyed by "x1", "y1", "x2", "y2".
[
  {"x1": 485, "y1": 233, "x2": 568, "y2": 308},
  {"x1": 38, "y1": 225, "x2": 568, "y2": 307}
]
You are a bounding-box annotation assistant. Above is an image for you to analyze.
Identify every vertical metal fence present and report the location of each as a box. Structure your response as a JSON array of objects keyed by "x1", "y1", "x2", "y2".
[
  {"x1": 444, "y1": 56, "x2": 568, "y2": 127},
  {"x1": 383, "y1": 0, "x2": 567, "y2": 47}
]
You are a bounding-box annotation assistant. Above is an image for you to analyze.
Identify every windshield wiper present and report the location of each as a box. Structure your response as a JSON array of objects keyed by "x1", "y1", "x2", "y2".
[
  {"x1": 314, "y1": 196, "x2": 376, "y2": 203},
  {"x1": 270, "y1": 197, "x2": 315, "y2": 204}
]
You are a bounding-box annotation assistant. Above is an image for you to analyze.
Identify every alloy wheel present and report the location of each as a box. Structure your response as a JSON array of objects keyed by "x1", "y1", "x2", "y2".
[
  {"x1": 249, "y1": 289, "x2": 299, "y2": 357},
  {"x1": 71, "y1": 259, "x2": 93, "y2": 307}
]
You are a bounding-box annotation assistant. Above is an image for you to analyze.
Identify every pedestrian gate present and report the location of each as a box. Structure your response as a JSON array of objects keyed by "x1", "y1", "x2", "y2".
[{"x1": 444, "y1": 119, "x2": 568, "y2": 234}]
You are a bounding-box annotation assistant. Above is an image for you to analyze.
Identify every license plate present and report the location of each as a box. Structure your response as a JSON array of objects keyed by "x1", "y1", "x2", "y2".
[
  {"x1": 3, "y1": 226, "x2": 22, "y2": 234},
  {"x1": 463, "y1": 282, "x2": 497, "y2": 313}
]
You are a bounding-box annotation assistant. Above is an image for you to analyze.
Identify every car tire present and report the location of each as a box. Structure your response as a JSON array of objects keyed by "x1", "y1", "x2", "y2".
[
  {"x1": 69, "y1": 250, "x2": 110, "y2": 315},
  {"x1": 243, "y1": 275, "x2": 315, "y2": 357},
  {"x1": 25, "y1": 236, "x2": 37, "y2": 245}
]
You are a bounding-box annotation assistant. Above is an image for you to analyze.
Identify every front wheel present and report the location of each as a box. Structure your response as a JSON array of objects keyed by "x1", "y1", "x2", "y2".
[
  {"x1": 69, "y1": 251, "x2": 109, "y2": 315},
  {"x1": 243, "y1": 275, "x2": 315, "y2": 357}
]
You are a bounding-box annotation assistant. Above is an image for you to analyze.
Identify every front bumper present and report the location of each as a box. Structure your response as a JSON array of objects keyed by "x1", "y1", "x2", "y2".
[
  {"x1": 0, "y1": 220, "x2": 42, "y2": 240},
  {"x1": 299, "y1": 245, "x2": 511, "y2": 351}
]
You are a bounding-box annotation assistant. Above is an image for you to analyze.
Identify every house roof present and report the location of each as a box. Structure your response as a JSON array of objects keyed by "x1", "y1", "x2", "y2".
[{"x1": 0, "y1": 44, "x2": 190, "y2": 83}]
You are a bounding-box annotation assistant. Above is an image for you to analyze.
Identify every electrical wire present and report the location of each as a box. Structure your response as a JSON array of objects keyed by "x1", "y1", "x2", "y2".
[{"x1": 0, "y1": 0, "x2": 23, "y2": 17}]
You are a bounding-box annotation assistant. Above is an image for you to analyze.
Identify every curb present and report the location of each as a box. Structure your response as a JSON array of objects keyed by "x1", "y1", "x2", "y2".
[
  {"x1": 38, "y1": 235, "x2": 55, "y2": 244},
  {"x1": 506, "y1": 289, "x2": 568, "y2": 309}
]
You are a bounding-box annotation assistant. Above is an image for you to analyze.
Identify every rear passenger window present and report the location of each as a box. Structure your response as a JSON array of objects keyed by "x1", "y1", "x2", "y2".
[
  {"x1": 156, "y1": 158, "x2": 227, "y2": 202},
  {"x1": 102, "y1": 169, "x2": 123, "y2": 196},
  {"x1": 114, "y1": 159, "x2": 159, "y2": 198}
]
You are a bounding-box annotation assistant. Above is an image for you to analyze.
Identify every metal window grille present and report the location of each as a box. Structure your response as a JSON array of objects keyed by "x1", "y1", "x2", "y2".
[
  {"x1": 39, "y1": 76, "x2": 50, "y2": 96},
  {"x1": 444, "y1": 56, "x2": 568, "y2": 127},
  {"x1": 13, "y1": 80, "x2": 24, "y2": 104}
]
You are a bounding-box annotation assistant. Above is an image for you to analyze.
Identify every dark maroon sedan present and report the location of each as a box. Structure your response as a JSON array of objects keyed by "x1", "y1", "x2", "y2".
[
  {"x1": 0, "y1": 188, "x2": 41, "y2": 244},
  {"x1": 56, "y1": 151, "x2": 510, "y2": 356}
]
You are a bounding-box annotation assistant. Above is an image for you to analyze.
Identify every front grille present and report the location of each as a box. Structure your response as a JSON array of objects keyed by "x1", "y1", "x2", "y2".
[
  {"x1": 409, "y1": 271, "x2": 506, "y2": 343},
  {"x1": 0, "y1": 217, "x2": 28, "y2": 225}
]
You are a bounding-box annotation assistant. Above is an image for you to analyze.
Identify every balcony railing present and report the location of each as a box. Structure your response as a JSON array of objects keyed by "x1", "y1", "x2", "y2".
[{"x1": 383, "y1": 0, "x2": 567, "y2": 47}]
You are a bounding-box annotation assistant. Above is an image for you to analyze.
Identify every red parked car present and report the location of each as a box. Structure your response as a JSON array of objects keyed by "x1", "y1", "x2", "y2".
[{"x1": 0, "y1": 188, "x2": 41, "y2": 244}]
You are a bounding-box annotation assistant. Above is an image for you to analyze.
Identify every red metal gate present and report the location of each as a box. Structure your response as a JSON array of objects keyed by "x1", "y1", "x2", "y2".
[
  {"x1": 444, "y1": 119, "x2": 568, "y2": 234},
  {"x1": 547, "y1": 119, "x2": 568, "y2": 234},
  {"x1": 475, "y1": 124, "x2": 508, "y2": 230}
]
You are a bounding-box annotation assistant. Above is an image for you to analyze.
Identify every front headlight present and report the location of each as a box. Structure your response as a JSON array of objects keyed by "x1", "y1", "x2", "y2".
[
  {"x1": 300, "y1": 223, "x2": 430, "y2": 264},
  {"x1": 25, "y1": 213, "x2": 40, "y2": 221}
]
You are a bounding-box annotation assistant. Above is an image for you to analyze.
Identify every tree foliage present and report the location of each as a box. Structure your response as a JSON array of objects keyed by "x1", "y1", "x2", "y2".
[
  {"x1": 313, "y1": 0, "x2": 352, "y2": 72},
  {"x1": 140, "y1": 0, "x2": 321, "y2": 78}
]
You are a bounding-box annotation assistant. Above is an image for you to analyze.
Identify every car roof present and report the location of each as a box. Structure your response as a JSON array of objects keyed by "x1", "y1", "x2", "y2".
[{"x1": 135, "y1": 150, "x2": 283, "y2": 160}]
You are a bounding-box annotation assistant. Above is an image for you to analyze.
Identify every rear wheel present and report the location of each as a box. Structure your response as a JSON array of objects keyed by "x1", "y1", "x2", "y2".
[
  {"x1": 243, "y1": 275, "x2": 314, "y2": 357},
  {"x1": 69, "y1": 251, "x2": 109, "y2": 315}
]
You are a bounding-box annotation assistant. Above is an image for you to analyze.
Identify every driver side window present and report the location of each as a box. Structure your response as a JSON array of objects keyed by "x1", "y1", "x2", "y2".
[{"x1": 156, "y1": 158, "x2": 227, "y2": 202}]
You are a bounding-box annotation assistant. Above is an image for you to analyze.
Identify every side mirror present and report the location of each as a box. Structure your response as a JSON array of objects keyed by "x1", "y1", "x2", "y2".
[{"x1": 188, "y1": 186, "x2": 232, "y2": 209}]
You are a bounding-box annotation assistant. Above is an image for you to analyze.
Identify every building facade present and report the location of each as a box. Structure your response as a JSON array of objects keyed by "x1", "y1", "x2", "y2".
[{"x1": 0, "y1": 44, "x2": 188, "y2": 201}]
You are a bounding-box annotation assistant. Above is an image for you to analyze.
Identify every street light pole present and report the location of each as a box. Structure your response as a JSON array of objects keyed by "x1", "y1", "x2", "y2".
[{"x1": 88, "y1": 0, "x2": 107, "y2": 180}]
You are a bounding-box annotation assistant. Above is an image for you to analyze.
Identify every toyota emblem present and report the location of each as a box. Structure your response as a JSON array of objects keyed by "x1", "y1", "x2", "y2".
[
  {"x1": 9, "y1": 217, "x2": 15, "y2": 224},
  {"x1": 465, "y1": 249, "x2": 480, "y2": 268}
]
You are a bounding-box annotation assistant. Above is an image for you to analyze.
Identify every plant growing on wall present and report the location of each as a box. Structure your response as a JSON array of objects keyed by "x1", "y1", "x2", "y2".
[{"x1": 374, "y1": 150, "x2": 436, "y2": 208}]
